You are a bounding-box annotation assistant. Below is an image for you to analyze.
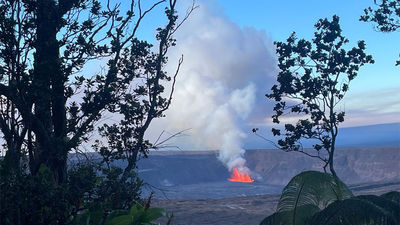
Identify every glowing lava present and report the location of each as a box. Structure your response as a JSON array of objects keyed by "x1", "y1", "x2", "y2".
[{"x1": 228, "y1": 168, "x2": 254, "y2": 183}]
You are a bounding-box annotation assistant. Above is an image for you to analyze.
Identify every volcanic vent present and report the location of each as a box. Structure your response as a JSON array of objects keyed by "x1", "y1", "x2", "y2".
[{"x1": 228, "y1": 168, "x2": 254, "y2": 183}]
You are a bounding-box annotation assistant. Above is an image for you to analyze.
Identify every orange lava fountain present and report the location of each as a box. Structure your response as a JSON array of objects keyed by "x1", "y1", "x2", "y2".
[{"x1": 228, "y1": 168, "x2": 254, "y2": 183}]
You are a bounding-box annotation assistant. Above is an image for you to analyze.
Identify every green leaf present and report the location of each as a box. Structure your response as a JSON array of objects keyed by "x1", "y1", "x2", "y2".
[
  {"x1": 260, "y1": 171, "x2": 352, "y2": 225},
  {"x1": 277, "y1": 171, "x2": 353, "y2": 213},
  {"x1": 106, "y1": 210, "x2": 129, "y2": 222},
  {"x1": 381, "y1": 191, "x2": 400, "y2": 206},
  {"x1": 357, "y1": 195, "x2": 400, "y2": 222},
  {"x1": 95, "y1": 177, "x2": 103, "y2": 185},
  {"x1": 260, "y1": 204, "x2": 319, "y2": 225},
  {"x1": 144, "y1": 208, "x2": 167, "y2": 221},
  {"x1": 130, "y1": 203, "x2": 144, "y2": 215},
  {"x1": 71, "y1": 210, "x2": 91, "y2": 225},
  {"x1": 105, "y1": 215, "x2": 132, "y2": 225},
  {"x1": 88, "y1": 209, "x2": 105, "y2": 225},
  {"x1": 308, "y1": 195, "x2": 400, "y2": 225},
  {"x1": 38, "y1": 164, "x2": 51, "y2": 175}
]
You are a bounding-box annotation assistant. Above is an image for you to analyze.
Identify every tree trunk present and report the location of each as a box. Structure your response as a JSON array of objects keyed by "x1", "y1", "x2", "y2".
[
  {"x1": 3, "y1": 145, "x2": 20, "y2": 174},
  {"x1": 329, "y1": 136, "x2": 337, "y2": 178},
  {"x1": 32, "y1": 0, "x2": 68, "y2": 184}
]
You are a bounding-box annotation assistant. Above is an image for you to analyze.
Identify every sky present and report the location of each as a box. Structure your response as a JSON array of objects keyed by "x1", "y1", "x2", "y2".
[
  {"x1": 82, "y1": 0, "x2": 400, "y2": 169},
  {"x1": 135, "y1": 0, "x2": 400, "y2": 128},
  {"x1": 212, "y1": 0, "x2": 400, "y2": 126}
]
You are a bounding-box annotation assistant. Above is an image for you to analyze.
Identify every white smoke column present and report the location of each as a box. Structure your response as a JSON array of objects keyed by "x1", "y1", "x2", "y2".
[{"x1": 149, "y1": 1, "x2": 277, "y2": 173}]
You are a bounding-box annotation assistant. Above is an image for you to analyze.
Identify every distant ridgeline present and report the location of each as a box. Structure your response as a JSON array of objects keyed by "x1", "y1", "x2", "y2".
[{"x1": 244, "y1": 122, "x2": 400, "y2": 149}]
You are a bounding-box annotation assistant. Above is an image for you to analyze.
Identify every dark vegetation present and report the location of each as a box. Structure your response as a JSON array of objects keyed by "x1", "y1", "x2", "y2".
[
  {"x1": 0, "y1": 0, "x2": 195, "y2": 224},
  {"x1": 259, "y1": 15, "x2": 374, "y2": 178},
  {"x1": 361, "y1": 0, "x2": 400, "y2": 65},
  {"x1": 258, "y1": 0, "x2": 400, "y2": 224},
  {"x1": 260, "y1": 171, "x2": 400, "y2": 225}
]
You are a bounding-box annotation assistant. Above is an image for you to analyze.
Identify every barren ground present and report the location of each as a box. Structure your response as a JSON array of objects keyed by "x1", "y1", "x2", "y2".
[{"x1": 153, "y1": 181, "x2": 400, "y2": 225}]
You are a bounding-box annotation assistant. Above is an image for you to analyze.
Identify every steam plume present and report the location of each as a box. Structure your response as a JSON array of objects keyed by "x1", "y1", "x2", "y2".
[{"x1": 149, "y1": 1, "x2": 277, "y2": 172}]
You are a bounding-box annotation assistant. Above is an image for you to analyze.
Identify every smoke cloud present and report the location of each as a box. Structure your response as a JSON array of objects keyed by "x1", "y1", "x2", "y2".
[{"x1": 148, "y1": 1, "x2": 277, "y2": 172}]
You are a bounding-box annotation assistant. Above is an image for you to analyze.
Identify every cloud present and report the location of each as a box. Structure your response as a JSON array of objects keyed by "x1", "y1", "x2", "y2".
[
  {"x1": 346, "y1": 87, "x2": 400, "y2": 113},
  {"x1": 341, "y1": 87, "x2": 400, "y2": 127},
  {"x1": 147, "y1": 1, "x2": 277, "y2": 171}
]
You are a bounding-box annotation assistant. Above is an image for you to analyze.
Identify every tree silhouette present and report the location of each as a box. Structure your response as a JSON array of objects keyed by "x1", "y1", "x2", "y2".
[
  {"x1": 0, "y1": 0, "x2": 195, "y2": 223},
  {"x1": 266, "y1": 15, "x2": 374, "y2": 177},
  {"x1": 0, "y1": 0, "x2": 193, "y2": 183},
  {"x1": 361, "y1": 0, "x2": 400, "y2": 65}
]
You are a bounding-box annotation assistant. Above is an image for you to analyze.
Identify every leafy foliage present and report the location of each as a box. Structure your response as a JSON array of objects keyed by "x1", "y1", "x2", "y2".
[
  {"x1": 0, "y1": 162, "x2": 141, "y2": 225},
  {"x1": 0, "y1": 0, "x2": 188, "y2": 182},
  {"x1": 361, "y1": 0, "x2": 400, "y2": 32},
  {"x1": 105, "y1": 203, "x2": 168, "y2": 225},
  {"x1": 72, "y1": 194, "x2": 171, "y2": 225},
  {"x1": 361, "y1": 0, "x2": 400, "y2": 65},
  {"x1": 308, "y1": 195, "x2": 400, "y2": 225},
  {"x1": 381, "y1": 191, "x2": 400, "y2": 205},
  {"x1": 0, "y1": 0, "x2": 194, "y2": 224},
  {"x1": 266, "y1": 15, "x2": 374, "y2": 176},
  {"x1": 1, "y1": 164, "x2": 72, "y2": 225}
]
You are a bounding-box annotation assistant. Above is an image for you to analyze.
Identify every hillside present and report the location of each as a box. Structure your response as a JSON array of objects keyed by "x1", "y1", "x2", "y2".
[{"x1": 138, "y1": 146, "x2": 400, "y2": 199}]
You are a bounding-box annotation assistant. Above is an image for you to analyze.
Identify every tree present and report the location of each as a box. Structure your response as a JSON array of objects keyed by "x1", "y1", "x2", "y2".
[
  {"x1": 360, "y1": 0, "x2": 400, "y2": 65},
  {"x1": 265, "y1": 15, "x2": 374, "y2": 177},
  {"x1": 361, "y1": 0, "x2": 400, "y2": 32},
  {"x1": 0, "y1": 0, "x2": 192, "y2": 183},
  {"x1": 0, "y1": 0, "x2": 194, "y2": 224}
]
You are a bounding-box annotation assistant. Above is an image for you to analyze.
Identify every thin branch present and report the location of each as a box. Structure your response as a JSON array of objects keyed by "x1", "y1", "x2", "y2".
[
  {"x1": 170, "y1": 1, "x2": 198, "y2": 35},
  {"x1": 162, "y1": 55, "x2": 183, "y2": 111},
  {"x1": 253, "y1": 131, "x2": 280, "y2": 149},
  {"x1": 152, "y1": 128, "x2": 190, "y2": 148}
]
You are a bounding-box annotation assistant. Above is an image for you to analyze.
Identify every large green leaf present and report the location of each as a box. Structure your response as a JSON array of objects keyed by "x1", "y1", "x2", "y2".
[
  {"x1": 130, "y1": 203, "x2": 144, "y2": 216},
  {"x1": 104, "y1": 209, "x2": 130, "y2": 224},
  {"x1": 105, "y1": 215, "x2": 132, "y2": 225},
  {"x1": 259, "y1": 204, "x2": 319, "y2": 225},
  {"x1": 277, "y1": 171, "x2": 353, "y2": 213},
  {"x1": 381, "y1": 191, "x2": 400, "y2": 206},
  {"x1": 143, "y1": 208, "x2": 167, "y2": 222},
  {"x1": 259, "y1": 171, "x2": 353, "y2": 225},
  {"x1": 357, "y1": 195, "x2": 400, "y2": 223},
  {"x1": 308, "y1": 195, "x2": 400, "y2": 225},
  {"x1": 102, "y1": 203, "x2": 167, "y2": 225}
]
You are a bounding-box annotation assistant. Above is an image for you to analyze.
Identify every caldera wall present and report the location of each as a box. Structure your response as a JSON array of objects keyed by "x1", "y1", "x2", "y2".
[{"x1": 138, "y1": 146, "x2": 400, "y2": 187}]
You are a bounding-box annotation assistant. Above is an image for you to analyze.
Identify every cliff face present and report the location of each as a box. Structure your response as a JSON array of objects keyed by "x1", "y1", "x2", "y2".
[
  {"x1": 138, "y1": 146, "x2": 400, "y2": 187},
  {"x1": 246, "y1": 146, "x2": 400, "y2": 185},
  {"x1": 138, "y1": 152, "x2": 230, "y2": 186}
]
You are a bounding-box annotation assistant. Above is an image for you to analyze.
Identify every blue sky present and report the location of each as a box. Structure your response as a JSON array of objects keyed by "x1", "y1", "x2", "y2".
[
  {"x1": 78, "y1": 0, "x2": 400, "y2": 157},
  {"x1": 99, "y1": 0, "x2": 400, "y2": 154},
  {"x1": 215, "y1": 0, "x2": 400, "y2": 91},
  {"x1": 133, "y1": 0, "x2": 400, "y2": 128},
  {"x1": 208, "y1": 0, "x2": 400, "y2": 126}
]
